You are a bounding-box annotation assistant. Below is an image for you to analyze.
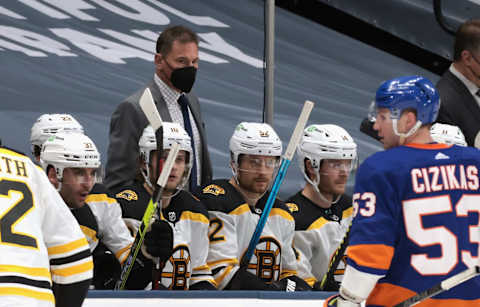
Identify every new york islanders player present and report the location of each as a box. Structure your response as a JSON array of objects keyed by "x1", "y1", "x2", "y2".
[
  {"x1": 287, "y1": 124, "x2": 357, "y2": 291},
  {"x1": 196, "y1": 122, "x2": 310, "y2": 291},
  {"x1": 39, "y1": 133, "x2": 134, "y2": 289},
  {"x1": 326, "y1": 76, "x2": 480, "y2": 306},
  {"x1": 114, "y1": 123, "x2": 216, "y2": 290},
  {"x1": 0, "y1": 145, "x2": 92, "y2": 307}
]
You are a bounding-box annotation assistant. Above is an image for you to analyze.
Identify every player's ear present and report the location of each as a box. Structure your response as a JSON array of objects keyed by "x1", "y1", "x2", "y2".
[
  {"x1": 405, "y1": 110, "x2": 418, "y2": 129},
  {"x1": 305, "y1": 159, "x2": 317, "y2": 180},
  {"x1": 46, "y1": 165, "x2": 59, "y2": 186}
]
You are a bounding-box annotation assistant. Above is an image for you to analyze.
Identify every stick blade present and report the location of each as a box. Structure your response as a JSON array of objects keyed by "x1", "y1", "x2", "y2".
[{"x1": 139, "y1": 88, "x2": 162, "y2": 131}]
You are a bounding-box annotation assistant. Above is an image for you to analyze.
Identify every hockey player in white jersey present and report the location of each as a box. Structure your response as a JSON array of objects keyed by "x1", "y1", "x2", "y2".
[
  {"x1": 0, "y1": 145, "x2": 92, "y2": 307},
  {"x1": 30, "y1": 113, "x2": 84, "y2": 162},
  {"x1": 286, "y1": 124, "x2": 357, "y2": 291},
  {"x1": 430, "y1": 123, "x2": 468, "y2": 146},
  {"x1": 39, "y1": 133, "x2": 134, "y2": 289},
  {"x1": 114, "y1": 123, "x2": 216, "y2": 290},
  {"x1": 196, "y1": 122, "x2": 311, "y2": 290}
]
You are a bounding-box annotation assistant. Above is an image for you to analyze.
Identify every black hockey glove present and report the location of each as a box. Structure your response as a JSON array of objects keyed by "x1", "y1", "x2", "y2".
[
  {"x1": 143, "y1": 220, "x2": 173, "y2": 263},
  {"x1": 270, "y1": 275, "x2": 312, "y2": 291}
]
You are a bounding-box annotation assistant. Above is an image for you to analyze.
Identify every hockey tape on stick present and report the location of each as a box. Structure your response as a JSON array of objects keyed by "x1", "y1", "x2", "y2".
[
  {"x1": 393, "y1": 266, "x2": 480, "y2": 307},
  {"x1": 242, "y1": 100, "x2": 314, "y2": 266},
  {"x1": 116, "y1": 142, "x2": 180, "y2": 290},
  {"x1": 319, "y1": 223, "x2": 351, "y2": 290},
  {"x1": 139, "y1": 88, "x2": 162, "y2": 131},
  {"x1": 139, "y1": 88, "x2": 165, "y2": 178}
]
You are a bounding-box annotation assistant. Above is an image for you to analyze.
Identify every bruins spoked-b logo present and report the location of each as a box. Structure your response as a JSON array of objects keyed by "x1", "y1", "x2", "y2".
[
  {"x1": 244, "y1": 237, "x2": 281, "y2": 284},
  {"x1": 161, "y1": 245, "x2": 191, "y2": 290}
]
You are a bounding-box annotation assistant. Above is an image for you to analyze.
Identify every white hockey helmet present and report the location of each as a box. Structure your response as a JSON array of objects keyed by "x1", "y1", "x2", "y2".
[
  {"x1": 430, "y1": 123, "x2": 467, "y2": 147},
  {"x1": 229, "y1": 122, "x2": 282, "y2": 169},
  {"x1": 40, "y1": 133, "x2": 100, "y2": 180},
  {"x1": 139, "y1": 123, "x2": 193, "y2": 188},
  {"x1": 297, "y1": 124, "x2": 357, "y2": 182},
  {"x1": 31, "y1": 114, "x2": 84, "y2": 155}
]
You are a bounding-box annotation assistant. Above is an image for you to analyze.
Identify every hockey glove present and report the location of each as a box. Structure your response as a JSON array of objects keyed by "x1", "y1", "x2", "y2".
[
  {"x1": 142, "y1": 219, "x2": 173, "y2": 263},
  {"x1": 323, "y1": 294, "x2": 360, "y2": 307},
  {"x1": 270, "y1": 275, "x2": 312, "y2": 291}
]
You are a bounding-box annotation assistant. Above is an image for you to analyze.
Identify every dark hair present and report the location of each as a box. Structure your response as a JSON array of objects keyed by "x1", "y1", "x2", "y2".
[
  {"x1": 156, "y1": 25, "x2": 199, "y2": 55},
  {"x1": 454, "y1": 19, "x2": 480, "y2": 61}
]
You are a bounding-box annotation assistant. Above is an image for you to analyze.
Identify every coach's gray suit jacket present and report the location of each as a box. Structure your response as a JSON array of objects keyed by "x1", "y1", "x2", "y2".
[
  {"x1": 436, "y1": 70, "x2": 480, "y2": 147},
  {"x1": 105, "y1": 79, "x2": 212, "y2": 191}
]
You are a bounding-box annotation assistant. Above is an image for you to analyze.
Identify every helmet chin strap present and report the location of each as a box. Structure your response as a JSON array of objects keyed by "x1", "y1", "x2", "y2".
[
  {"x1": 392, "y1": 119, "x2": 422, "y2": 141},
  {"x1": 141, "y1": 168, "x2": 154, "y2": 191},
  {"x1": 306, "y1": 172, "x2": 340, "y2": 206}
]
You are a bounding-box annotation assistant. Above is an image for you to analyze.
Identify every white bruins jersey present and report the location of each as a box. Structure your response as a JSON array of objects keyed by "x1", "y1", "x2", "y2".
[
  {"x1": 116, "y1": 181, "x2": 215, "y2": 289},
  {"x1": 197, "y1": 179, "x2": 298, "y2": 290},
  {"x1": 72, "y1": 183, "x2": 133, "y2": 265},
  {"x1": 286, "y1": 191, "x2": 352, "y2": 287},
  {"x1": 0, "y1": 147, "x2": 92, "y2": 306}
]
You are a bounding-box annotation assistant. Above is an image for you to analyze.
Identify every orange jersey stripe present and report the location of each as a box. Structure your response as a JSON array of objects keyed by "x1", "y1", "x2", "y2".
[
  {"x1": 347, "y1": 244, "x2": 394, "y2": 270},
  {"x1": 406, "y1": 143, "x2": 451, "y2": 150},
  {"x1": 367, "y1": 282, "x2": 480, "y2": 307}
]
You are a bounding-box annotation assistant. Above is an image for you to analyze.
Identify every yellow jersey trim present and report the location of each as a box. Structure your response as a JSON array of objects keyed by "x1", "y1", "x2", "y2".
[
  {"x1": 269, "y1": 208, "x2": 294, "y2": 221},
  {"x1": 0, "y1": 287, "x2": 54, "y2": 302},
  {"x1": 0, "y1": 148, "x2": 27, "y2": 159},
  {"x1": 85, "y1": 194, "x2": 116, "y2": 204},
  {"x1": 230, "y1": 204, "x2": 250, "y2": 215},
  {"x1": 214, "y1": 265, "x2": 233, "y2": 286},
  {"x1": 207, "y1": 258, "x2": 238, "y2": 268},
  {"x1": 307, "y1": 217, "x2": 329, "y2": 231},
  {"x1": 79, "y1": 225, "x2": 98, "y2": 243},
  {"x1": 0, "y1": 265, "x2": 50, "y2": 278},
  {"x1": 180, "y1": 211, "x2": 209, "y2": 224},
  {"x1": 51, "y1": 260, "x2": 93, "y2": 277},
  {"x1": 48, "y1": 238, "x2": 89, "y2": 255},
  {"x1": 116, "y1": 243, "x2": 133, "y2": 264},
  {"x1": 342, "y1": 207, "x2": 353, "y2": 219},
  {"x1": 304, "y1": 277, "x2": 317, "y2": 287}
]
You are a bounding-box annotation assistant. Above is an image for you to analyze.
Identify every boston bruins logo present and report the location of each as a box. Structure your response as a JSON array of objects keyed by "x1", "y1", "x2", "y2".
[
  {"x1": 243, "y1": 237, "x2": 281, "y2": 284},
  {"x1": 115, "y1": 189, "x2": 138, "y2": 201},
  {"x1": 286, "y1": 202, "x2": 299, "y2": 213},
  {"x1": 202, "y1": 184, "x2": 225, "y2": 196},
  {"x1": 161, "y1": 245, "x2": 191, "y2": 290}
]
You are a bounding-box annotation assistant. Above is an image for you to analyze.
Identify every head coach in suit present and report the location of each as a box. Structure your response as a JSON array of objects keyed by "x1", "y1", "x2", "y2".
[
  {"x1": 105, "y1": 25, "x2": 212, "y2": 191},
  {"x1": 436, "y1": 19, "x2": 480, "y2": 147}
]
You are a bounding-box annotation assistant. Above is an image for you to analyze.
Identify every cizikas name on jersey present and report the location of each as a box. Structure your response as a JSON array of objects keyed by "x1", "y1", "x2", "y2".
[{"x1": 411, "y1": 164, "x2": 479, "y2": 193}]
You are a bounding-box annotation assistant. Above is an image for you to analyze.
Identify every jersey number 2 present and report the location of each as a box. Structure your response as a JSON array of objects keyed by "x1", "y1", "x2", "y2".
[
  {"x1": 0, "y1": 179, "x2": 38, "y2": 249},
  {"x1": 403, "y1": 194, "x2": 479, "y2": 275}
]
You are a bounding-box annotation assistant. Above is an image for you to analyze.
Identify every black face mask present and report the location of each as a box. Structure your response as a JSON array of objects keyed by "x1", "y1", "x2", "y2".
[{"x1": 166, "y1": 61, "x2": 197, "y2": 93}]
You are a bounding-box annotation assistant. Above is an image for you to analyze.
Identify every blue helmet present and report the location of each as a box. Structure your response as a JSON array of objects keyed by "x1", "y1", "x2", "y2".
[{"x1": 375, "y1": 76, "x2": 440, "y2": 125}]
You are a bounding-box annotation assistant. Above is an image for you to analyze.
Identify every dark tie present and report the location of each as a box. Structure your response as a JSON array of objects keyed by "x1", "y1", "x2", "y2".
[
  {"x1": 476, "y1": 89, "x2": 480, "y2": 98},
  {"x1": 178, "y1": 95, "x2": 198, "y2": 191}
]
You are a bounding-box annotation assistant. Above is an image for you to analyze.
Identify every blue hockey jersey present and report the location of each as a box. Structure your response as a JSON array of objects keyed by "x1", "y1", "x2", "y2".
[{"x1": 348, "y1": 143, "x2": 480, "y2": 306}]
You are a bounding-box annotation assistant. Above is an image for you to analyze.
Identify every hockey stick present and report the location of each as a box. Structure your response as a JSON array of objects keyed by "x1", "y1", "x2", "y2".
[
  {"x1": 241, "y1": 100, "x2": 314, "y2": 267},
  {"x1": 393, "y1": 266, "x2": 480, "y2": 307},
  {"x1": 115, "y1": 88, "x2": 173, "y2": 290},
  {"x1": 318, "y1": 223, "x2": 352, "y2": 290}
]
